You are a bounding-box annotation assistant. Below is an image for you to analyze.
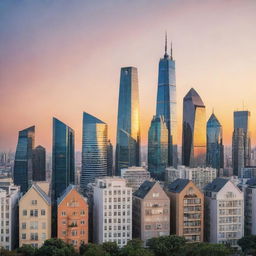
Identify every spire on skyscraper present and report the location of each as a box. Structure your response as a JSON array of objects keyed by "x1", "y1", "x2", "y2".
[
  {"x1": 164, "y1": 32, "x2": 168, "y2": 58},
  {"x1": 170, "y1": 41, "x2": 173, "y2": 60}
]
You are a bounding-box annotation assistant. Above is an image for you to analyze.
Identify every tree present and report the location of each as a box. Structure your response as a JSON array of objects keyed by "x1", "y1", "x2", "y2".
[
  {"x1": 35, "y1": 238, "x2": 78, "y2": 256},
  {"x1": 120, "y1": 239, "x2": 154, "y2": 256},
  {"x1": 147, "y1": 235, "x2": 186, "y2": 256},
  {"x1": 102, "y1": 242, "x2": 120, "y2": 256},
  {"x1": 238, "y1": 235, "x2": 256, "y2": 256},
  {"x1": 17, "y1": 244, "x2": 37, "y2": 256},
  {"x1": 80, "y1": 243, "x2": 109, "y2": 256}
]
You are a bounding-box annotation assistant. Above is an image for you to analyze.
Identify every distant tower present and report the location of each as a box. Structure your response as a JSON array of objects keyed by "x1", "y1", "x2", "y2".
[
  {"x1": 156, "y1": 35, "x2": 178, "y2": 167},
  {"x1": 182, "y1": 88, "x2": 206, "y2": 167},
  {"x1": 81, "y1": 112, "x2": 108, "y2": 192},
  {"x1": 115, "y1": 67, "x2": 141, "y2": 175},
  {"x1": 148, "y1": 115, "x2": 168, "y2": 180},
  {"x1": 206, "y1": 113, "x2": 224, "y2": 170},
  {"x1": 107, "y1": 140, "x2": 113, "y2": 176},
  {"x1": 32, "y1": 145, "x2": 46, "y2": 181},
  {"x1": 52, "y1": 118, "x2": 75, "y2": 202},
  {"x1": 13, "y1": 126, "x2": 35, "y2": 193}
]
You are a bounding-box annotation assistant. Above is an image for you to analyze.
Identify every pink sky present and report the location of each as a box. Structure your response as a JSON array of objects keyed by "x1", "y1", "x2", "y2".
[{"x1": 0, "y1": 0, "x2": 256, "y2": 152}]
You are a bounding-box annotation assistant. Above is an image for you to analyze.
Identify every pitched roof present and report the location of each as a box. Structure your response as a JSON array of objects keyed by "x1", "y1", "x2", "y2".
[
  {"x1": 184, "y1": 88, "x2": 205, "y2": 107},
  {"x1": 207, "y1": 113, "x2": 221, "y2": 127},
  {"x1": 204, "y1": 178, "x2": 229, "y2": 192},
  {"x1": 133, "y1": 180, "x2": 156, "y2": 199},
  {"x1": 33, "y1": 183, "x2": 51, "y2": 205},
  {"x1": 166, "y1": 178, "x2": 190, "y2": 193}
]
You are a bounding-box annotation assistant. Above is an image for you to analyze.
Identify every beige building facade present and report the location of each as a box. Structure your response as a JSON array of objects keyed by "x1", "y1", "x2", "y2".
[
  {"x1": 19, "y1": 182, "x2": 51, "y2": 248},
  {"x1": 165, "y1": 179, "x2": 204, "y2": 242}
]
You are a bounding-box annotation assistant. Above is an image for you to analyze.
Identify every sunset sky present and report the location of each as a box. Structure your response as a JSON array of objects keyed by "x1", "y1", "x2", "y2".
[{"x1": 0, "y1": 0, "x2": 256, "y2": 152}]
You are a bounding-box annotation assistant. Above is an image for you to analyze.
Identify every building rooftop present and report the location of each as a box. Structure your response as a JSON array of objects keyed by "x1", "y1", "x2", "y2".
[
  {"x1": 184, "y1": 88, "x2": 205, "y2": 107},
  {"x1": 166, "y1": 178, "x2": 190, "y2": 193},
  {"x1": 204, "y1": 178, "x2": 229, "y2": 192},
  {"x1": 33, "y1": 183, "x2": 51, "y2": 205},
  {"x1": 133, "y1": 180, "x2": 156, "y2": 199}
]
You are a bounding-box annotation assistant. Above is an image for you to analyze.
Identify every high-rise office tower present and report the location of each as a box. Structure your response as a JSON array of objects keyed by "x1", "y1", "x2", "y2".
[
  {"x1": 107, "y1": 140, "x2": 113, "y2": 176},
  {"x1": 13, "y1": 126, "x2": 35, "y2": 193},
  {"x1": 156, "y1": 36, "x2": 178, "y2": 167},
  {"x1": 32, "y1": 145, "x2": 46, "y2": 181},
  {"x1": 148, "y1": 115, "x2": 168, "y2": 180},
  {"x1": 116, "y1": 67, "x2": 140, "y2": 175},
  {"x1": 232, "y1": 128, "x2": 245, "y2": 176},
  {"x1": 81, "y1": 112, "x2": 108, "y2": 192},
  {"x1": 232, "y1": 111, "x2": 251, "y2": 176},
  {"x1": 182, "y1": 88, "x2": 206, "y2": 167},
  {"x1": 206, "y1": 113, "x2": 224, "y2": 170},
  {"x1": 52, "y1": 118, "x2": 75, "y2": 202}
]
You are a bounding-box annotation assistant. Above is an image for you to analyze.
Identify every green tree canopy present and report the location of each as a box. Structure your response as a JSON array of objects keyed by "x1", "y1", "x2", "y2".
[{"x1": 238, "y1": 235, "x2": 256, "y2": 256}]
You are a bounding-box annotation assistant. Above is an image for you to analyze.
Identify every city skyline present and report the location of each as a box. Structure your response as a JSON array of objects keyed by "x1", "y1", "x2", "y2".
[{"x1": 1, "y1": 0, "x2": 256, "y2": 151}]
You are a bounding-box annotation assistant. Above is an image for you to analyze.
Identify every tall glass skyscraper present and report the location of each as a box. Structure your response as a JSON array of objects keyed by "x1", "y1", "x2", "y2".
[
  {"x1": 206, "y1": 113, "x2": 224, "y2": 170},
  {"x1": 182, "y1": 88, "x2": 206, "y2": 167},
  {"x1": 115, "y1": 67, "x2": 140, "y2": 175},
  {"x1": 156, "y1": 36, "x2": 177, "y2": 167},
  {"x1": 81, "y1": 112, "x2": 108, "y2": 192},
  {"x1": 52, "y1": 118, "x2": 75, "y2": 202},
  {"x1": 107, "y1": 140, "x2": 113, "y2": 176},
  {"x1": 32, "y1": 145, "x2": 46, "y2": 181},
  {"x1": 13, "y1": 126, "x2": 35, "y2": 193},
  {"x1": 148, "y1": 115, "x2": 168, "y2": 180}
]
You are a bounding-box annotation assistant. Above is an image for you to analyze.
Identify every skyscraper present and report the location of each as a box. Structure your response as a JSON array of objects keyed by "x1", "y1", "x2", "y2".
[
  {"x1": 107, "y1": 140, "x2": 113, "y2": 176},
  {"x1": 206, "y1": 113, "x2": 224, "y2": 170},
  {"x1": 115, "y1": 67, "x2": 140, "y2": 175},
  {"x1": 13, "y1": 126, "x2": 35, "y2": 193},
  {"x1": 81, "y1": 112, "x2": 108, "y2": 192},
  {"x1": 182, "y1": 88, "x2": 206, "y2": 167},
  {"x1": 32, "y1": 145, "x2": 46, "y2": 181},
  {"x1": 232, "y1": 111, "x2": 251, "y2": 173},
  {"x1": 156, "y1": 35, "x2": 178, "y2": 167},
  {"x1": 52, "y1": 118, "x2": 75, "y2": 202},
  {"x1": 148, "y1": 115, "x2": 168, "y2": 180}
]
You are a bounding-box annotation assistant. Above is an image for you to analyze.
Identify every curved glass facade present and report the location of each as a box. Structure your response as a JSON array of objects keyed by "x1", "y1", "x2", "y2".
[
  {"x1": 148, "y1": 115, "x2": 168, "y2": 180},
  {"x1": 13, "y1": 126, "x2": 35, "y2": 193},
  {"x1": 81, "y1": 112, "x2": 108, "y2": 191},
  {"x1": 116, "y1": 67, "x2": 140, "y2": 175},
  {"x1": 206, "y1": 113, "x2": 224, "y2": 170},
  {"x1": 52, "y1": 118, "x2": 75, "y2": 201},
  {"x1": 182, "y1": 88, "x2": 206, "y2": 167},
  {"x1": 156, "y1": 49, "x2": 177, "y2": 167}
]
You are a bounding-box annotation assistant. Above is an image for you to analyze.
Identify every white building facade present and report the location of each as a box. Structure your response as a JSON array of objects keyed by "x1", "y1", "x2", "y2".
[
  {"x1": 0, "y1": 184, "x2": 20, "y2": 250},
  {"x1": 93, "y1": 177, "x2": 132, "y2": 247},
  {"x1": 204, "y1": 178, "x2": 244, "y2": 247},
  {"x1": 121, "y1": 166, "x2": 151, "y2": 192},
  {"x1": 166, "y1": 165, "x2": 217, "y2": 190}
]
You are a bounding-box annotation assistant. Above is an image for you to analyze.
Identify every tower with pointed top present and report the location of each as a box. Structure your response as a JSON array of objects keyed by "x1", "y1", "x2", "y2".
[
  {"x1": 207, "y1": 113, "x2": 224, "y2": 170},
  {"x1": 155, "y1": 34, "x2": 178, "y2": 168},
  {"x1": 182, "y1": 88, "x2": 206, "y2": 167}
]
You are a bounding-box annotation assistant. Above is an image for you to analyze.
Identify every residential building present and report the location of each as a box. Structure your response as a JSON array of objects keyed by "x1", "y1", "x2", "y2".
[
  {"x1": 148, "y1": 115, "x2": 168, "y2": 180},
  {"x1": 165, "y1": 165, "x2": 217, "y2": 190},
  {"x1": 165, "y1": 179, "x2": 204, "y2": 242},
  {"x1": 14, "y1": 126, "x2": 35, "y2": 193},
  {"x1": 155, "y1": 36, "x2": 178, "y2": 167},
  {"x1": 206, "y1": 113, "x2": 224, "y2": 170},
  {"x1": 204, "y1": 178, "x2": 244, "y2": 247},
  {"x1": 133, "y1": 181, "x2": 170, "y2": 244},
  {"x1": 32, "y1": 145, "x2": 46, "y2": 181},
  {"x1": 182, "y1": 88, "x2": 206, "y2": 167},
  {"x1": 93, "y1": 177, "x2": 132, "y2": 247},
  {"x1": 57, "y1": 185, "x2": 88, "y2": 249},
  {"x1": 116, "y1": 67, "x2": 140, "y2": 175},
  {"x1": 81, "y1": 112, "x2": 108, "y2": 192},
  {"x1": 0, "y1": 184, "x2": 20, "y2": 250},
  {"x1": 19, "y1": 182, "x2": 51, "y2": 248},
  {"x1": 121, "y1": 166, "x2": 151, "y2": 192}
]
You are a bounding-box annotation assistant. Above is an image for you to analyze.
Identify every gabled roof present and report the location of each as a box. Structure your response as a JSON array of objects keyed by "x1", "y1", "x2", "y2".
[
  {"x1": 32, "y1": 183, "x2": 51, "y2": 205},
  {"x1": 133, "y1": 180, "x2": 156, "y2": 199},
  {"x1": 207, "y1": 113, "x2": 221, "y2": 127},
  {"x1": 57, "y1": 184, "x2": 86, "y2": 205},
  {"x1": 166, "y1": 178, "x2": 190, "y2": 193},
  {"x1": 184, "y1": 88, "x2": 205, "y2": 107},
  {"x1": 204, "y1": 178, "x2": 229, "y2": 192}
]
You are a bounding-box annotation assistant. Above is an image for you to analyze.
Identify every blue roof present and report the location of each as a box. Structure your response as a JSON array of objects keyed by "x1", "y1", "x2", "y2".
[
  {"x1": 83, "y1": 112, "x2": 105, "y2": 124},
  {"x1": 33, "y1": 183, "x2": 51, "y2": 205},
  {"x1": 133, "y1": 180, "x2": 156, "y2": 199},
  {"x1": 207, "y1": 113, "x2": 221, "y2": 127},
  {"x1": 204, "y1": 178, "x2": 229, "y2": 192},
  {"x1": 166, "y1": 179, "x2": 190, "y2": 193}
]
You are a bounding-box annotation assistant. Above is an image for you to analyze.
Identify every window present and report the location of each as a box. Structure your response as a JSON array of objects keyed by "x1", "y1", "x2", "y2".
[
  {"x1": 80, "y1": 220, "x2": 85, "y2": 225},
  {"x1": 42, "y1": 233, "x2": 46, "y2": 240},
  {"x1": 22, "y1": 223, "x2": 26, "y2": 229},
  {"x1": 62, "y1": 230, "x2": 66, "y2": 236},
  {"x1": 30, "y1": 222, "x2": 38, "y2": 230},
  {"x1": 80, "y1": 210, "x2": 85, "y2": 216},
  {"x1": 42, "y1": 222, "x2": 46, "y2": 229},
  {"x1": 71, "y1": 230, "x2": 77, "y2": 236},
  {"x1": 30, "y1": 233, "x2": 38, "y2": 241},
  {"x1": 30, "y1": 209, "x2": 38, "y2": 217},
  {"x1": 23, "y1": 210, "x2": 27, "y2": 216},
  {"x1": 61, "y1": 211, "x2": 66, "y2": 216},
  {"x1": 31, "y1": 200, "x2": 37, "y2": 205},
  {"x1": 41, "y1": 209, "x2": 46, "y2": 216},
  {"x1": 153, "y1": 193, "x2": 159, "y2": 198},
  {"x1": 21, "y1": 233, "x2": 26, "y2": 240}
]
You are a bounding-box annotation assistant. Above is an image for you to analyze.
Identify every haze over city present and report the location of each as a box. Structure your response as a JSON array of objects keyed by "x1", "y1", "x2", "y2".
[{"x1": 1, "y1": 0, "x2": 256, "y2": 151}]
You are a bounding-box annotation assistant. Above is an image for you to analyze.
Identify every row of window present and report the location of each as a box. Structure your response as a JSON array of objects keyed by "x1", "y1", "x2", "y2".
[
  {"x1": 104, "y1": 204, "x2": 130, "y2": 210},
  {"x1": 61, "y1": 210, "x2": 86, "y2": 216},
  {"x1": 61, "y1": 229, "x2": 86, "y2": 236},
  {"x1": 104, "y1": 218, "x2": 131, "y2": 224},
  {"x1": 21, "y1": 232, "x2": 46, "y2": 241},
  {"x1": 104, "y1": 190, "x2": 131, "y2": 196},
  {"x1": 104, "y1": 197, "x2": 131, "y2": 203},
  {"x1": 21, "y1": 222, "x2": 46, "y2": 230},
  {"x1": 104, "y1": 225, "x2": 131, "y2": 231},
  {"x1": 22, "y1": 209, "x2": 46, "y2": 217}
]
